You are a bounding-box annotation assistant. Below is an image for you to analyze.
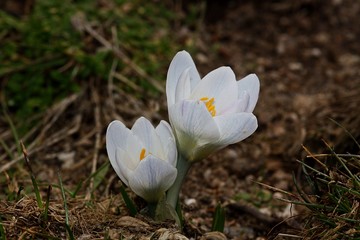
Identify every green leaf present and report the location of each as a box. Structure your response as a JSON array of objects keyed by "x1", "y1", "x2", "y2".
[
  {"x1": 119, "y1": 185, "x2": 137, "y2": 216},
  {"x1": 211, "y1": 202, "x2": 225, "y2": 232},
  {"x1": 58, "y1": 171, "x2": 74, "y2": 239},
  {"x1": 92, "y1": 163, "x2": 109, "y2": 193},
  {"x1": 65, "y1": 224, "x2": 75, "y2": 240}
]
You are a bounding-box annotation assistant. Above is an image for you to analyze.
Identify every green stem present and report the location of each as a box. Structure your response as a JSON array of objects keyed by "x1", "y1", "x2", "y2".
[
  {"x1": 166, "y1": 154, "x2": 192, "y2": 209},
  {"x1": 147, "y1": 202, "x2": 158, "y2": 219}
]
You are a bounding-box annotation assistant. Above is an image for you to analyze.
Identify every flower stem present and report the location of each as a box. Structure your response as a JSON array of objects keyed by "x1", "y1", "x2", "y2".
[
  {"x1": 147, "y1": 202, "x2": 158, "y2": 219},
  {"x1": 166, "y1": 154, "x2": 192, "y2": 209}
]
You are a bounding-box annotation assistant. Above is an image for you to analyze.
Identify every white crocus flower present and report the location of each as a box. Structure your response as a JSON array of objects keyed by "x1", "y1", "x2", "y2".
[
  {"x1": 106, "y1": 117, "x2": 177, "y2": 203},
  {"x1": 166, "y1": 50, "x2": 259, "y2": 162}
]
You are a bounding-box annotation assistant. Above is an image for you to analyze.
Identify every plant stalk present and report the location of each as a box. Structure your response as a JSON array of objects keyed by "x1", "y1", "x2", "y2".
[{"x1": 166, "y1": 154, "x2": 192, "y2": 209}]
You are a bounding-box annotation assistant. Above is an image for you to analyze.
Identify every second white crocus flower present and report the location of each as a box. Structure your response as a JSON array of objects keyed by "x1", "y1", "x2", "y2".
[
  {"x1": 106, "y1": 117, "x2": 177, "y2": 203},
  {"x1": 166, "y1": 50, "x2": 259, "y2": 162}
]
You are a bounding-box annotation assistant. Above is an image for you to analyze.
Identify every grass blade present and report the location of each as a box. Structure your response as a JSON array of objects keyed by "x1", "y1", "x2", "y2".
[
  {"x1": 211, "y1": 202, "x2": 225, "y2": 232},
  {"x1": 119, "y1": 185, "x2": 137, "y2": 216},
  {"x1": 176, "y1": 201, "x2": 184, "y2": 229},
  {"x1": 2, "y1": 107, "x2": 21, "y2": 156},
  {"x1": 0, "y1": 138, "x2": 14, "y2": 160},
  {"x1": 65, "y1": 224, "x2": 75, "y2": 240},
  {"x1": 323, "y1": 140, "x2": 360, "y2": 186},
  {"x1": 71, "y1": 162, "x2": 110, "y2": 198},
  {"x1": 58, "y1": 171, "x2": 74, "y2": 239},
  {"x1": 70, "y1": 180, "x2": 84, "y2": 198},
  {"x1": 43, "y1": 185, "x2": 52, "y2": 224},
  {"x1": 57, "y1": 171, "x2": 69, "y2": 224},
  {"x1": 329, "y1": 118, "x2": 360, "y2": 149},
  {"x1": 292, "y1": 132, "x2": 360, "y2": 239},
  {"x1": 91, "y1": 162, "x2": 109, "y2": 195},
  {"x1": 21, "y1": 142, "x2": 43, "y2": 209},
  {"x1": 292, "y1": 173, "x2": 311, "y2": 204}
]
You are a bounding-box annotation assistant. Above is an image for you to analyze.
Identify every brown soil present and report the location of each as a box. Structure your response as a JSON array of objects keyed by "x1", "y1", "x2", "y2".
[{"x1": 1, "y1": 0, "x2": 359, "y2": 239}]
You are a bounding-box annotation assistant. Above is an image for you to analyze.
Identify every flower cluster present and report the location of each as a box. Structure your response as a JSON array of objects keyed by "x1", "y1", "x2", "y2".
[
  {"x1": 166, "y1": 51, "x2": 259, "y2": 162},
  {"x1": 106, "y1": 50, "x2": 260, "y2": 218},
  {"x1": 106, "y1": 118, "x2": 177, "y2": 203}
]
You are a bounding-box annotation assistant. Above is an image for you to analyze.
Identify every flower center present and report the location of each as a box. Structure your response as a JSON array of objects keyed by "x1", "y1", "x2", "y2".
[
  {"x1": 139, "y1": 148, "x2": 146, "y2": 161},
  {"x1": 200, "y1": 97, "x2": 216, "y2": 117}
]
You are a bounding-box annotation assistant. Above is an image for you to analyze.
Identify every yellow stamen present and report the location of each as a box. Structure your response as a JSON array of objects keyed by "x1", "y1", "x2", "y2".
[
  {"x1": 200, "y1": 97, "x2": 216, "y2": 117},
  {"x1": 139, "y1": 148, "x2": 146, "y2": 161}
]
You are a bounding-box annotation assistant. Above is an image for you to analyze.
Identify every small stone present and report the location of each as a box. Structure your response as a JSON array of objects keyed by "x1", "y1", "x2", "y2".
[
  {"x1": 288, "y1": 62, "x2": 303, "y2": 71},
  {"x1": 200, "y1": 231, "x2": 227, "y2": 240},
  {"x1": 185, "y1": 198, "x2": 197, "y2": 206},
  {"x1": 116, "y1": 216, "x2": 149, "y2": 228},
  {"x1": 223, "y1": 149, "x2": 238, "y2": 161},
  {"x1": 151, "y1": 228, "x2": 189, "y2": 240}
]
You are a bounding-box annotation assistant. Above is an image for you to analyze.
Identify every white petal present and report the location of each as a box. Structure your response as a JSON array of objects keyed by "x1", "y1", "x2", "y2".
[
  {"x1": 113, "y1": 148, "x2": 134, "y2": 186},
  {"x1": 237, "y1": 74, "x2": 260, "y2": 112},
  {"x1": 166, "y1": 51, "x2": 201, "y2": 107},
  {"x1": 214, "y1": 113, "x2": 258, "y2": 146},
  {"x1": 190, "y1": 66, "x2": 238, "y2": 115},
  {"x1": 170, "y1": 100, "x2": 220, "y2": 142},
  {"x1": 128, "y1": 155, "x2": 177, "y2": 203},
  {"x1": 106, "y1": 120, "x2": 131, "y2": 167},
  {"x1": 236, "y1": 91, "x2": 250, "y2": 112},
  {"x1": 175, "y1": 68, "x2": 191, "y2": 103},
  {"x1": 169, "y1": 100, "x2": 220, "y2": 160},
  {"x1": 124, "y1": 133, "x2": 144, "y2": 168},
  {"x1": 155, "y1": 121, "x2": 177, "y2": 167},
  {"x1": 165, "y1": 140, "x2": 177, "y2": 167},
  {"x1": 219, "y1": 91, "x2": 250, "y2": 115},
  {"x1": 155, "y1": 120, "x2": 175, "y2": 144},
  {"x1": 131, "y1": 117, "x2": 164, "y2": 159}
]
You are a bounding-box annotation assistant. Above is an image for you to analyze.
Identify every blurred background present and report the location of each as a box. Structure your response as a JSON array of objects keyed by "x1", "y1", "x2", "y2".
[{"x1": 0, "y1": 0, "x2": 359, "y2": 239}]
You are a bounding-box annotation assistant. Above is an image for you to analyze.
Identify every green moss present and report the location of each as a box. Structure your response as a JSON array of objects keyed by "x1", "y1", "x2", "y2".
[{"x1": 0, "y1": 0, "x2": 179, "y2": 122}]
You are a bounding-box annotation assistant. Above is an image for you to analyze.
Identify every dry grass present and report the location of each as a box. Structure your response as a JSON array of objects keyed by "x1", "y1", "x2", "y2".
[
  {"x1": 0, "y1": 76, "x2": 175, "y2": 239},
  {"x1": 0, "y1": 195, "x2": 184, "y2": 239}
]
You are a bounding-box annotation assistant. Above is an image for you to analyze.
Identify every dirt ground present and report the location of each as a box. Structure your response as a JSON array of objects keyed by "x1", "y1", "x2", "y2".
[
  {"x1": 1, "y1": 0, "x2": 359, "y2": 239},
  {"x1": 178, "y1": 0, "x2": 360, "y2": 238}
]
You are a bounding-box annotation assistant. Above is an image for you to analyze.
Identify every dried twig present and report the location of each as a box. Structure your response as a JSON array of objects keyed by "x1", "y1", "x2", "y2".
[
  {"x1": 0, "y1": 93, "x2": 79, "y2": 166},
  {"x1": 0, "y1": 115, "x2": 81, "y2": 173},
  {"x1": 227, "y1": 201, "x2": 280, "y2": 225},
  {"x1": 113, "y1": 72, "x2": 143, "y2": 92},
  {"x1": 85, "y1": 86, "x2": 102, "y2": 200},
  {"x1": 107, "y1": 59, "x2": 117, "y2": 114}
]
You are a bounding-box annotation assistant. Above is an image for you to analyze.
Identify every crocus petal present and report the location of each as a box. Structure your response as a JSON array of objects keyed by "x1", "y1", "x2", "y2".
[
  {"x1": 169, "y1": 100, "x2": 220, "y2": 143},
  {"x1": 114, "y1": 148, "x2": 134, "y2": 186},
  {"x1": 155, "y1": 120, "x2": 175, "y2": 146},
  {"x1": 164, "y1": 140, "x2": 177, "y2": 167},
  {"x1": 236, "y1": 91, "x2": 250, "y2": 112},
  {"x1": 124, "y1": 133, "x2": 144, "y2": 168},
  {"x1": 155, "y1": 121, "x2": 177, "y2": 167},
  {"x1": 214, "y1": 113, "x2": 258, "y2": 146},
  {"x1": 190, "y1": 66, "x2": 238, "y2": 115},
  {"x1": 128, "y1": 155, "x2": 177, "y2": 203},
  {"x1": 169, "y1": 100, "x2": 220, "y2": 160},
  {"x1": 166, "y1": 51, "x2": 201, "y2": 106},
  {"x1": 131, "y1": 117, "x2": 164, "y2": 159},
  {"x1": 106, "y1": 120, "x2": 131, "y2": 165},
  {"x1": 237, "y1": 74, "x2": 260, "y2": 112},
  {"x1": 175, "y1": 68, "x2": 191, "y2": 104},
  {"x1": 219, "y1": 91, "x2": 250, "y2": 115}
]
